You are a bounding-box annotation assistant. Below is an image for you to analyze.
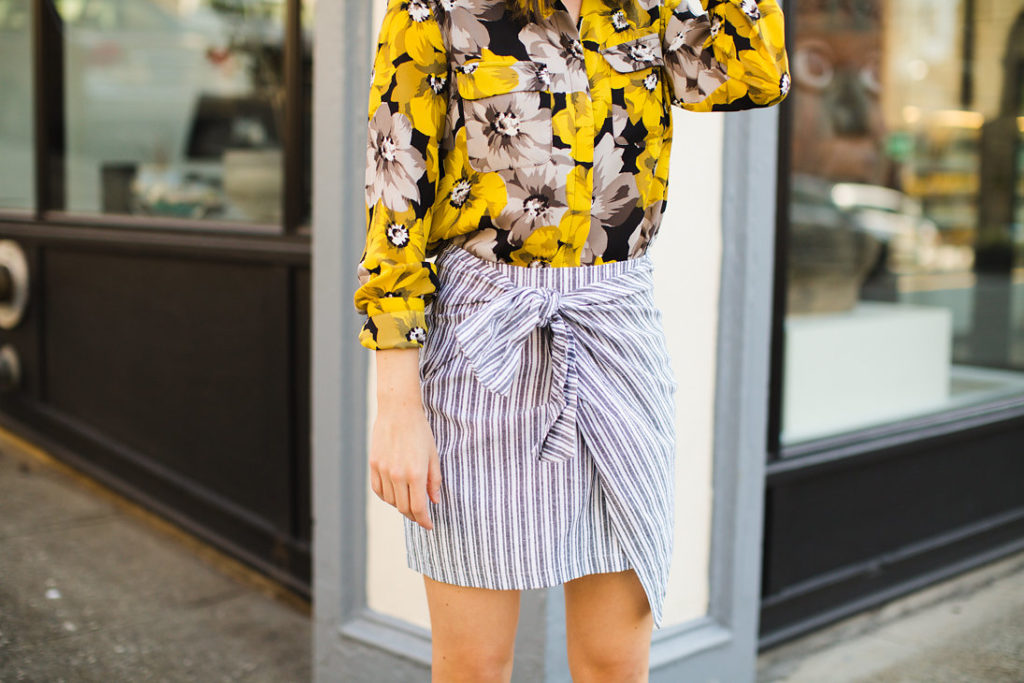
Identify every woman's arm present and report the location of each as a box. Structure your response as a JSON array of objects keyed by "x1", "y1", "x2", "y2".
[
  {"x1": 660, "y1": 0, "x2": 791, "y2": 112},
  {"x1": 370, "y1": 348, "x2": 441, "y2": 531},
  {"x1": 357, "y1": 0, "x2": 450, "y2": 529},
  {"x1": 354, "y1": 0, "x2": 449, "y2": 351}
]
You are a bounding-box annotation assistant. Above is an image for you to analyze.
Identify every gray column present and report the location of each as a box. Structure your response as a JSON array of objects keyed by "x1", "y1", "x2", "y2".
[{"x1": 310, "y1": 0, "x2": 373, "y2": 676}]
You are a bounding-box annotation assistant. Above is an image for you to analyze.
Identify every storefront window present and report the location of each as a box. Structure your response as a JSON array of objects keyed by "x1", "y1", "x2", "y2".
[
  {"x1": 0, "y1": 0, "x2": 35, "y2": 210},
  {"x1": 300, "y1": 0, "x2": 313, "y2": 228},
  {"x1": 56, "y1": 0, "x2": 288, "y2": 224},
  {"x1": 781, "y1": 0, "x2": 1024, "y2": 445}
]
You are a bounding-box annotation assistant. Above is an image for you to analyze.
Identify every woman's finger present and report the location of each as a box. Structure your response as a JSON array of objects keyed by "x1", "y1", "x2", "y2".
[
  {"x1": 407, "y1": 480, "x2": 433, "y2": 530},
  {"x1": 393, "y1": 474, "x2": 411, "y2": 520},
  {"x1": 380, "y1": 468, "x2": 397, "y2": 507},
  {"x1": 370, "y1": 463, "x2": 384, "y2": 501},
  {"x1": 426, "y1": 448, "x2": 442, "y2": 504}
]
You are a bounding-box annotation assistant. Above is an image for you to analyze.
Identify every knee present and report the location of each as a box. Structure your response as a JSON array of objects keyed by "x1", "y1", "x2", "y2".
[
  {"x1": 568, "y1": 646, "x2": 648, "y2": 682},
  {"x1": 432, "y1": 643, "x2": 515, "y2": 682}
]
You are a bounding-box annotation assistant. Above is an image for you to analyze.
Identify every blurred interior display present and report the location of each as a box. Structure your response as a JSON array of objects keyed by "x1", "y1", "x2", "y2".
[
  {"x1": 0, "y1": 0, "x2": 310, "y2": 225},
  {"x1": 781, "y1": 0, "x2": 1024, "y2": 445},
  {"x1": 0, "y1": 0, "x2": 34, "y2": 209}
]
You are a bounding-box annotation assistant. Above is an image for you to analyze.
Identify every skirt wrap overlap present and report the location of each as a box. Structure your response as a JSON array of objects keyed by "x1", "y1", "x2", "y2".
[{"x1": 405, "y1": 243, "x2": 678, "y2": 629}]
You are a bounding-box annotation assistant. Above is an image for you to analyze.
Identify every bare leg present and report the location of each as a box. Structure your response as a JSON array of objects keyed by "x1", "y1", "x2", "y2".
[
  {"x1": 564, "y1": 568, "x2": 653, "y2": 682},
  {"x1": 423, "y1": 575, "x2": 522, "y2": 683}
]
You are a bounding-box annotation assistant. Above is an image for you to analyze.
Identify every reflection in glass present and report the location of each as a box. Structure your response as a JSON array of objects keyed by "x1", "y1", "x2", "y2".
[
  {"x1": 782, "y1": 0, "x2": 1024, "y2": 445},
  {"x1": 300, "y1": 0, "x2": 314, "y2": 228},
  {"x1": 0, "y1": 0, "x2": 35, "y2": 210},
  {"x1": 56, "y1": 0, "x2": 289, "y2": 224}
]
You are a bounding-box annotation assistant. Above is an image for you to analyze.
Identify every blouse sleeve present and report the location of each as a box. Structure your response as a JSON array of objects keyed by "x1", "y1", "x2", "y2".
[
  {"x1": 660, "y1": 0, "x2": 791, "y2": 112},
  {"x1": 353, "y1": 0, "x2": 450, "y2": 350}
]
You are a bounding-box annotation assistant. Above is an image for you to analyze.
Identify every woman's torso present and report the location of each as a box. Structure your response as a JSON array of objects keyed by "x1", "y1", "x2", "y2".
[
  {"x1": 375, "y1": 0, "x2": 676, "y2": 269},
  {"x1": 356, "y1": 0, "x2": 790, "y2": 350}
]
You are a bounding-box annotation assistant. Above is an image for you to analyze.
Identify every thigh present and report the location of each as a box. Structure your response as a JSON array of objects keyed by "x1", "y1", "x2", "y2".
[
  {"x1": 423, "y1": 575, "x2": 521, "y2": 679},
  {"x1": 564, "y1": 569, "x2": 653, "y2": 681}
]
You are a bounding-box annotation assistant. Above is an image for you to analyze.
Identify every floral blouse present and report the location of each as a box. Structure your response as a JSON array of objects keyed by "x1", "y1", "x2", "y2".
[{"x1": 355, "y1": 0, "x2": 790, "y2": 350}]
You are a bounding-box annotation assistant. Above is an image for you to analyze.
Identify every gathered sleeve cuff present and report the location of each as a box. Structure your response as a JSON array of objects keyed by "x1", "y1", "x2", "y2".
[
  {"x1": 661, "y1": 0, "x2": 791, "y2": 112},
  {"x1": 353, "y1": 0, "x2": 450, "y2": 350}
]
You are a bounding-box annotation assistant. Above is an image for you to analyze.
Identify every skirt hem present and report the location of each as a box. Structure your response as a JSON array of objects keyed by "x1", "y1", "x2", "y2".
[{"x1": 406, "y1": 552, "x2": 635, "y2": 592}]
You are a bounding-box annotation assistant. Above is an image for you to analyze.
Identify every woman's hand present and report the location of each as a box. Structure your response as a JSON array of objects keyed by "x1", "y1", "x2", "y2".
[{"x1": 369, "y1": 348, "x2": 442, "y2": 530}]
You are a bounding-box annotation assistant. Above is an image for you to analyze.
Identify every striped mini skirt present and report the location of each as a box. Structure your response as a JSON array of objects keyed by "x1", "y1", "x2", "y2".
[{"x1": 408, "y1": 241, "x2": 679, "y2": 629}]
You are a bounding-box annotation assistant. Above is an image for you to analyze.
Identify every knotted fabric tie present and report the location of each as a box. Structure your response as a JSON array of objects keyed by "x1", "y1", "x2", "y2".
[{"x1": 450, "y1": 264, "x2": 654, "y2": 464}]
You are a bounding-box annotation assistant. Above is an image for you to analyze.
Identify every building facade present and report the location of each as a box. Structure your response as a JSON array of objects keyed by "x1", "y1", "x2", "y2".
[{"x1": 0, "y1": 0, "x2": 1021, "y2": 681}]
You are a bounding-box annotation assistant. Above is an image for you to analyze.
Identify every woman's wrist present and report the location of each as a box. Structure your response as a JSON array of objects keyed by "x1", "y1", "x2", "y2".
[{"x1": 375, "y1": 347, "x2": 424, "y2": 408}]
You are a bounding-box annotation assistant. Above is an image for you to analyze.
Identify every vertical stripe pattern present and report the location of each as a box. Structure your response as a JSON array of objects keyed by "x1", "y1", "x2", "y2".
[{"x1": 407, "y1": 243, "x2": 679, "y2": 629}]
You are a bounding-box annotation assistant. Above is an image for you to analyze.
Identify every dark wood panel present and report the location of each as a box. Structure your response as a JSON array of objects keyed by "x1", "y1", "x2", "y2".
[
  {"x1": 0, "y1": 240, "x2": 312, "y2": 594},
  {"x1": 292, "y1": 267, "x2": 311, "y2": 550},
  {"x1": 759, "y1": 421, "x2": 1024, "y2": 647},
  {"x1": 43, "y1": 249, "x2": 293, "y2": 525}
]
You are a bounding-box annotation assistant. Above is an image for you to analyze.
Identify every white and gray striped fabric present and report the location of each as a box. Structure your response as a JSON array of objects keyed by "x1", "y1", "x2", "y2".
[{"x1": 408, "y1": 242, "x2": 679, "y2": 629}]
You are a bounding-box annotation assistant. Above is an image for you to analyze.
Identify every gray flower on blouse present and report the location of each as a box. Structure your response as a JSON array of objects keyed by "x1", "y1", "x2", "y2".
[
  {"x1": 365, "y1": 103, "x2": 427, "y2": 212},
  {"x1": 464, "y1": 92, "x2": 552, "y2": 172},
  {"x1": 739, "y1": 0, "x2": 761, "y2": 21},
  {"x1": 522, "y1": 61, "x2": 554, "y2": 90},
  {"x1": 437, "y1": 0, "x2": 500, "y2": 55},
  {"x1": 500, "y1": 164, "x2": 568, "y2": 243},
  {"x1": 518, "y1": 22, "x2": 584, "y2": 74},
  {"x1": 451, "y1": 227, "x2": 501, "y2": 261},
  {"x1": 557, "y1": 33, "x2": 586, "y2": 71},
  {"x1": 582, "y1": 133, "x2": 640, "y2": 262},
  {"x1": 663, "y1": 11, "x2": 728, "y2": 106},
  {"x1": 405, "y1": 0, "x2": 432, "y2": 23},
  {"x1": 449, "y1": 17, "x2": 489, "y2": 53},
  {"x1": 592, "y1": 134, "x2": 639, "y2": 227},
  {"x1": 629, "y1": 199, "x2": 665, "y2": 258},
  {"x1": 439, "y1": 0, "x2": 503, "y2": 20},
  {"x1": 518, "y1": 24, "x2": 579, "y2": 92},
  {"x1": 519, "y1": 23, "x2": 573, "y2": 71}
]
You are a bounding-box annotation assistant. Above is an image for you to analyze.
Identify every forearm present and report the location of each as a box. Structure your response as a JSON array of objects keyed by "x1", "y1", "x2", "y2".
[{"x1": 375, "y1": 348, "x2": 423, "y2": 410}]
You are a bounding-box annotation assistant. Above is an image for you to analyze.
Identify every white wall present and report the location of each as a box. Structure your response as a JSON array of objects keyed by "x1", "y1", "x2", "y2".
[
  {"x1": 366, "y1": 364, "x2": 433, "y2": 629},
  {"x1": 364, "y1": 0, "x2": 433, "y2": 632},
  {"x1": 364, "y1": 1, "x2": 722, "y2": 630},
  {"x1": 653, "y1": 108, "x2": 722, "y2": 626}
]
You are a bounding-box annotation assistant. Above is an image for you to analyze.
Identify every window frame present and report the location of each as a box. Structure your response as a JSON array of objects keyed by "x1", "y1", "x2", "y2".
[
  {"x1": 0, "y1": 0, "x2": 310, "y2": 236},
  {"x1": 765, "y1": 0, "x2": 1024, "y2": 466}
]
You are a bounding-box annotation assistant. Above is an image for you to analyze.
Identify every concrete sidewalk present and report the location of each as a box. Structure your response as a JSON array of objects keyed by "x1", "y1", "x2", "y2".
[
  {"x1": 757, "y1": 547, "x2": 1024, "y2": 682},
  {"x1": 0, "y1": 429, "x2": 311, "y2": 683},
  {"x1": 2, "y1": 423, "x2": 1022, "y2": 683}
]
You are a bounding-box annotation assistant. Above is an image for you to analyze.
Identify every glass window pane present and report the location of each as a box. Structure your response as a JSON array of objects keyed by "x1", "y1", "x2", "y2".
[
  {"x1": 300, "y1": 0, "x2": 313, "y2": 228},
  {"x1": 0, "y1": 0, "x2": 35, "y2": 210},
  {"x1": 57, "y1": 0, "x2": 287, "y2": 224},
  {"x1": 781, "y1": 0, "x2": 1024, "y2": 446}
]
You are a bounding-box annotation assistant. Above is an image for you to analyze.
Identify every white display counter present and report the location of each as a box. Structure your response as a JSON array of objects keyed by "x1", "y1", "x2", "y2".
[{"x1": 782, "y1": 300, "x2": 952, "y2": 443}]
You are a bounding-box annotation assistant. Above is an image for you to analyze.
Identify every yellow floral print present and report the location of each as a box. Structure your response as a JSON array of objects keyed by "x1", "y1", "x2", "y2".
[{"x1": 355, "y1": 0, "x2": 790, "y2": 349}]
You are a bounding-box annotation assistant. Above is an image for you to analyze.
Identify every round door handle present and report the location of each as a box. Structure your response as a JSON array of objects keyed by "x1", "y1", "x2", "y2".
[
  {"x1": 0, "y1": 344, "x2": 21, "y2": 392},
  {"x1": 0, "y1": 240, "x2": 29, "y2": 329},
  {"x1": 0, "y1": 265, "x2": 14, "y2": 303}
]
